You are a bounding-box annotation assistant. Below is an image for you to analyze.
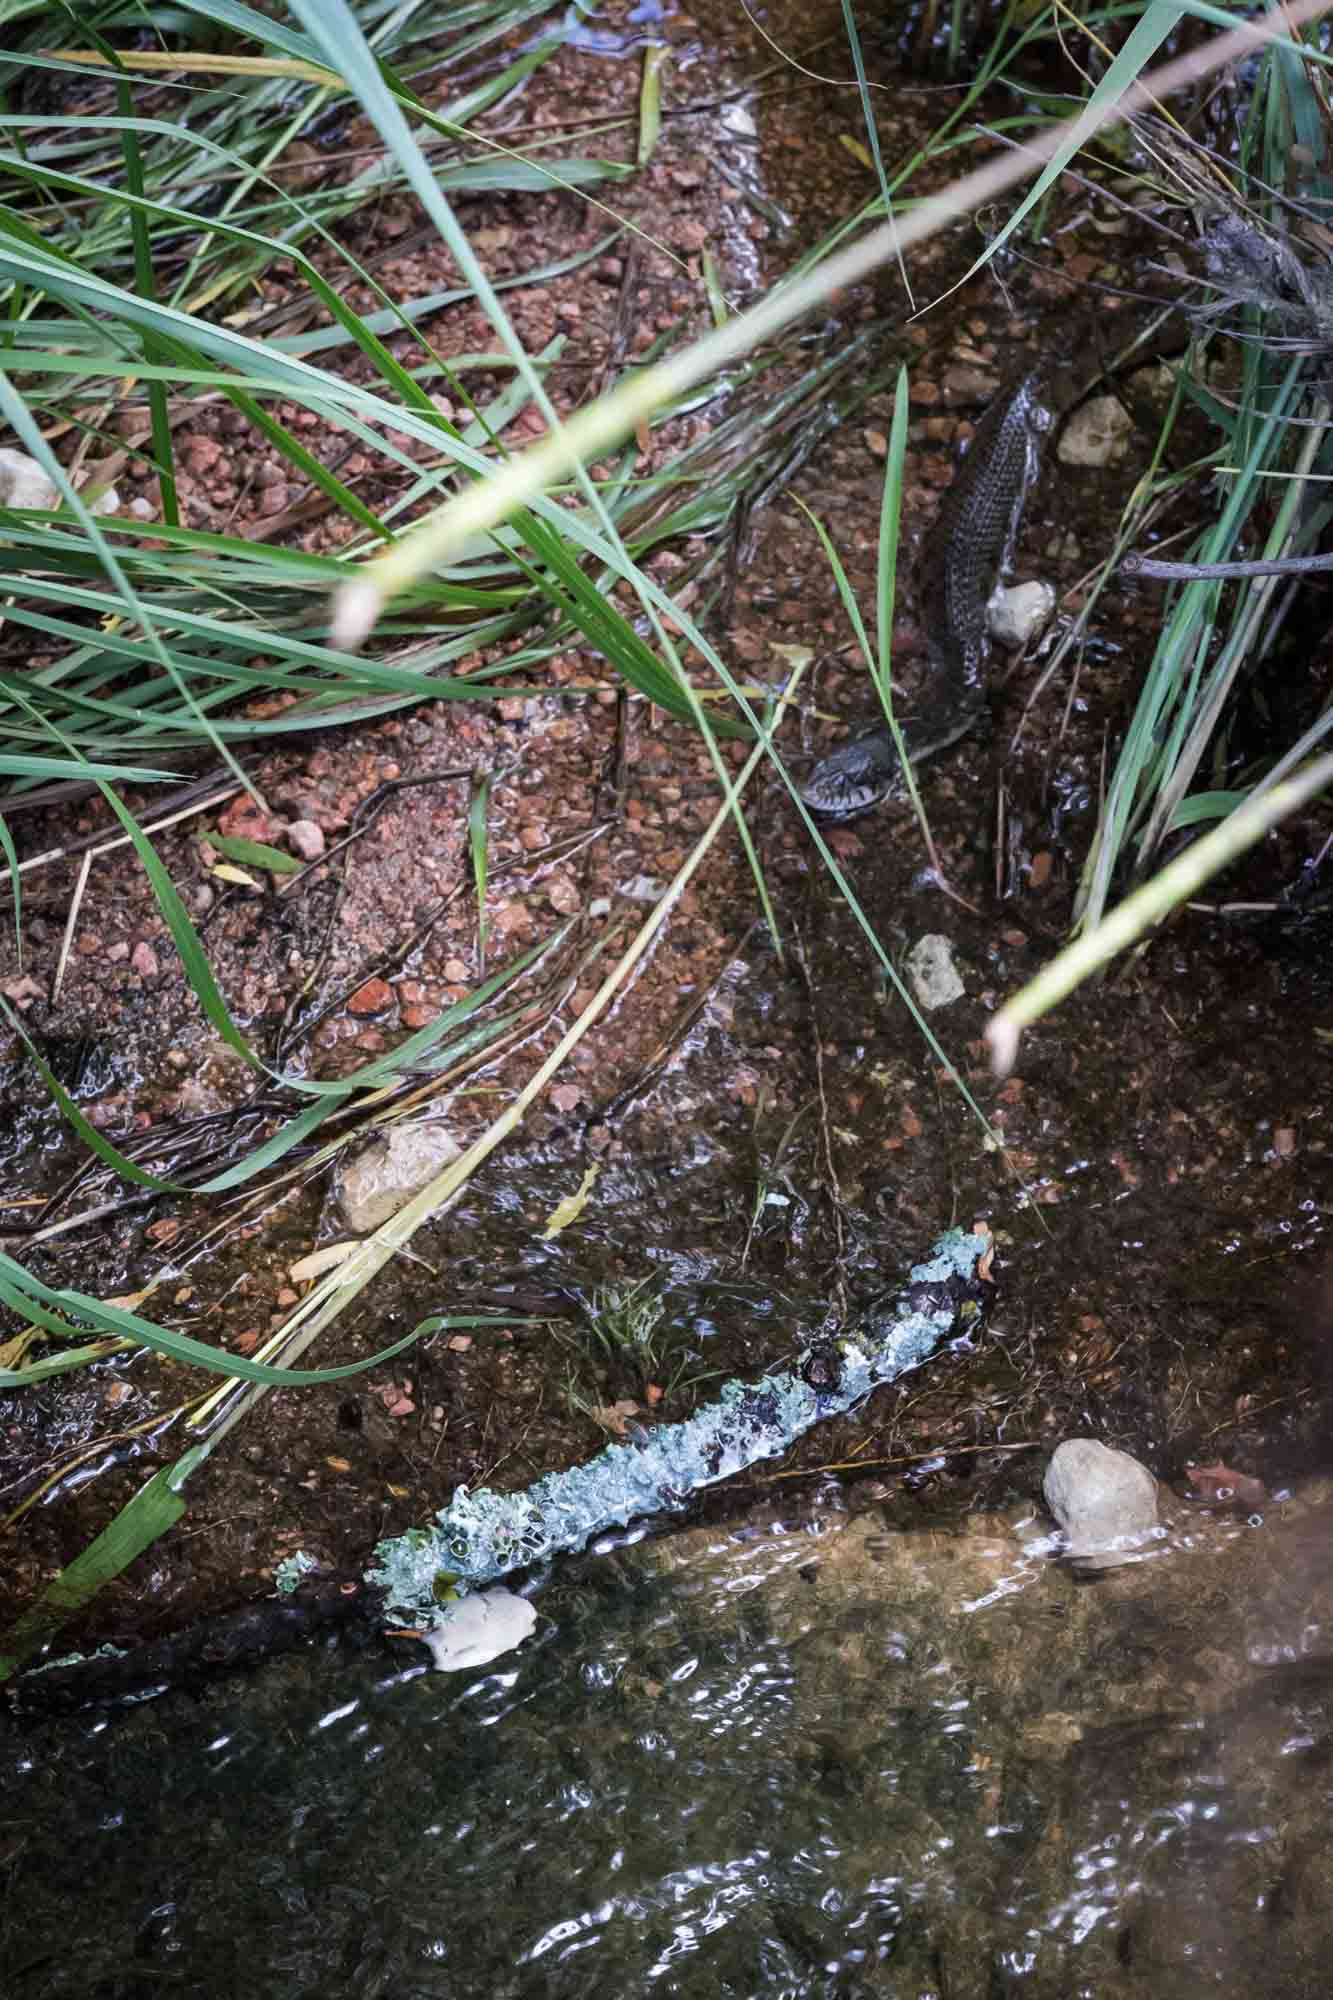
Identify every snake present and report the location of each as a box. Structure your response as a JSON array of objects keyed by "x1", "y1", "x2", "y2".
[{"x1": 798, "y1": 319, "x2": 1158, "y2": 821}]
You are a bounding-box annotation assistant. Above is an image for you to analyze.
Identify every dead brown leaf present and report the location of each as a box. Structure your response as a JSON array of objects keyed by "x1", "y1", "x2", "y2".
[
  {"x1": 591, "y1": 1399, "x2": 642, "y2": 1437},
  {"x1": 1185, "y1": 1460, "x2": 1267, "y2": 1508}
]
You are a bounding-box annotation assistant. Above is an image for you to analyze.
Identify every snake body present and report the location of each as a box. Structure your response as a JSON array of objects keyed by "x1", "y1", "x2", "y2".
[{"x1": 799, "y1": 337, "x2": 1112, "y2": 820}]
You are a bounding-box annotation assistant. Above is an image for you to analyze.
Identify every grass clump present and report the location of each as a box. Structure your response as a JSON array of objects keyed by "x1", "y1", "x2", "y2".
[
  {"x1": 582, "y1": 1275, "x2": 669, "y2": 1378},
  {"x1": 560, "y1": 1274, "x2": 722, "y2": 1423}
]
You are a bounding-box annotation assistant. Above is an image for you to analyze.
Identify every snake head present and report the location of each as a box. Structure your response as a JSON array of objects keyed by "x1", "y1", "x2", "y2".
[{"x1": 798, "y1": 727, "x2": 901, "y2": 821}]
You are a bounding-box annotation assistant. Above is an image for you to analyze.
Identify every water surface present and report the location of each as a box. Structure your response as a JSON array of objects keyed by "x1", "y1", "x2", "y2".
[{"x1": 9, "y1": 1482, "x2": 1333, "y2": 1998}]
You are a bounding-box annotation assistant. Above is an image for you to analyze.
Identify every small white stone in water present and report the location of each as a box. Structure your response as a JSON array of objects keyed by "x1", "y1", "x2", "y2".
[
  {"x1": 1043, "y1": 1438, "x2": 1160, "y2": 1568},
  {"x1": 987, "y1": 580, "x2": 1056, "y2": 651},
  {"x1": 419, "y1": 1587, "x2": 537, "y2": 1671},
  {"x1": 905, "y1": 933, "x2": 965, "y2": 1011}
]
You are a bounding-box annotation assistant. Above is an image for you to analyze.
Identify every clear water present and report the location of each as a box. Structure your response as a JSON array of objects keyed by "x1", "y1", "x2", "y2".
[{"x1": 6, "y1": 1491, "x2": 1333, "y2": 1999}]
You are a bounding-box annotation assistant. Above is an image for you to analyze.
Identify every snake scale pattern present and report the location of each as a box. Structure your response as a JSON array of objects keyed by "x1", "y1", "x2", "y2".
[{"x1": 799, "y1": 319, "x2": 1155, "y2": 820}]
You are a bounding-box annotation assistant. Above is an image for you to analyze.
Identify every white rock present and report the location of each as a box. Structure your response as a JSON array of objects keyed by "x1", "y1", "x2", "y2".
[
  {"x1": 1043, "y1": 1439, "x2": 1160, "y2": 1568},
  {"x1": 621, "y1": 875, "x2": 664, "y2": 903},
  {"x1": 285, "y1": 818, "x2": 326, "y2": 862},
  {"x1": 0, "y1": 448, "x2": 60, "y2": 510},
  {"x1": 1056, "y1": 393, "x2": 1133, "y2": 468},
  {"x1": 335, "y1": 1121, "x2": 462, "y2": 1233},
  {"x1": 905, "y1": 933, "x2": 965, "y2": 1011},
  {"x1": 0, "y1": 449, "x2": 121, "y2": 515},
  {"x1": 419, "y1": 1587, "x2": 537, "y2": 1671},
  {"x1": 988, "y1": 579, "x2": 1056, "y2": 651}
]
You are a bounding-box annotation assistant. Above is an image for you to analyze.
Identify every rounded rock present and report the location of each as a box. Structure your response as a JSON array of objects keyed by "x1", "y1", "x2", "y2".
[
  {"x1": 1043, "y1": 1438, "x2": 1160, "y2": 1567},
  {"x1": 987, "y1": 579, "x2": 1056, "y2": 651}
]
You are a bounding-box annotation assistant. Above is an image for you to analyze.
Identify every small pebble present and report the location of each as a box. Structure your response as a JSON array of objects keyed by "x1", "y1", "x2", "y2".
[
  {"x1": 988, "y1": 580, "x2": 1056, "y2": 650},
  {"x1": 1057, "y1": 393, "x2": 1133, "y2": 468},
  {"x1": 286, "y1": 819, "x2": 326, "y2": 861},
  {"x1": 905, "y1": 934, "x2": 965, "y2": 1011},
  {"x1": 1043, "y1": 1439, "x2": 1160, "y2": 1569}
]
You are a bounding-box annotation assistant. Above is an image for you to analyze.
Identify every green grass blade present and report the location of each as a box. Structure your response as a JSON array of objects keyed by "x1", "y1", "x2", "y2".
[
  {"x1": 93, "y1": 780, "x2": 265, "y2": 1074},
  {"x1": 1167, "y1": 789, "x2": 1248, "y2": 831},
  {"x1": 0, "y1": 1338, "x2": 132, "y2": 1390},
  {"x1": 206, "y1": 833, "x2": 303, "y2": 873},
  {"x1": 470, "y1": 772, "x2": 491, "y2": 970},
  {"x1": 944, "y1": 3, "x2": 1185, "y2": 295},
  {"x1": 113, "y1": 72, "x2": 180, "y2": 529},
  {"x1": 0, "y1": 1251, "x2": 525, "y2": 1386},
  {"x1": 0, "y1": 1445, "x2": 209, "y2": 1680},
  {"x1": 0, "y1": 810, "x2": 18, "y2": 963},
  {"x1": 876, "y1": 364, "x2": 910, "y2": 702},
  {"x1": 2, "y1": 998, "x2": 185, "y2": 1193},
  {"x1": 638, "y1": 44, "x2": 666, "y2": 167}
]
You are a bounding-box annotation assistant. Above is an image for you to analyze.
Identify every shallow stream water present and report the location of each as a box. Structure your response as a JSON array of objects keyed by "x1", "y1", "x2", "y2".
[{"x1": 9, "y1": 1480, "x2": 1333, "y2": 1999}]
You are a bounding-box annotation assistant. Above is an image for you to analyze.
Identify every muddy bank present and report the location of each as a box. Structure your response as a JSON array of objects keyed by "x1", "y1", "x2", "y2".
[{"x1": 2, "y1": 0, "x2": 1330, "y2": 1669}]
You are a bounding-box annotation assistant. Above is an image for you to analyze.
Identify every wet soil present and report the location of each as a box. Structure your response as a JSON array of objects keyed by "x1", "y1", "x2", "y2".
[{"x1": 2, "y1": 1, "x2": 1331, "y2": 1662}]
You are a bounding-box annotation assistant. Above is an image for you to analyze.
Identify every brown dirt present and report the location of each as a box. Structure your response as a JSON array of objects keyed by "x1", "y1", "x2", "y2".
[{"x1": 2, "y1": 0, "x2": 1331, "y2": 1661}]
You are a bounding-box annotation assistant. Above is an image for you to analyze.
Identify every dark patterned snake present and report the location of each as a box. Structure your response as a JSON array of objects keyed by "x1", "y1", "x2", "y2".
[{"x1": 799, "y1": 317, "x2": 1162, "y2": 820}]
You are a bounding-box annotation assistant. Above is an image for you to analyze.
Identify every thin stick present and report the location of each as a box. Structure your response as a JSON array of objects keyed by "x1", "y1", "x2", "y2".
[
  {"x1": 757, "y1": 1439, "x2": 1041, "y2": 1482},
  {"x1": 0, "y1": 778, "x2": 245, "y2": 895},
  {"x1": 1125, "y1": 549, "x2": 1333, "y2": 580}
]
